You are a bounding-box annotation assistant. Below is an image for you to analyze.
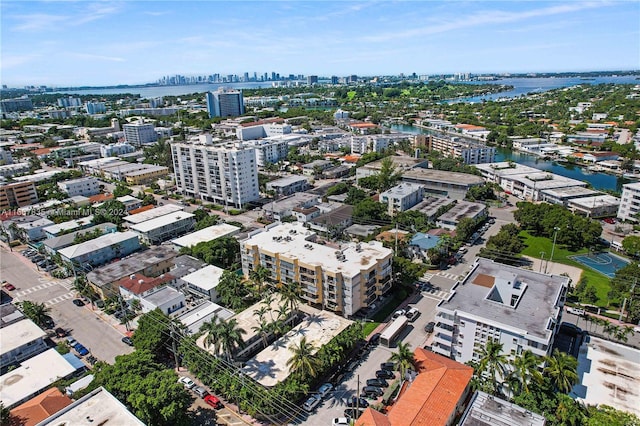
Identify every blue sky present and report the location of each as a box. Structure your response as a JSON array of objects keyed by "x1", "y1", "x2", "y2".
[{"x1": 1, "y1": 1, "x2": 638, "y2": 87}]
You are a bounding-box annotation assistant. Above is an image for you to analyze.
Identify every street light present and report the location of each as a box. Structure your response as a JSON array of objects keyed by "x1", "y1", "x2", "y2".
[
  {"x1": 547, "y1": 227, "x2": 560, "y2": 274},
  {"x1": 539, "y1": 251, "x2": 546, "y2": 273}
]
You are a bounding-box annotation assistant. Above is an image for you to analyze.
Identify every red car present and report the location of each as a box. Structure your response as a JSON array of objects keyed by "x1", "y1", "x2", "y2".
[
  {"x1": 603, "y1": 218, "x2": 616, "y2": 224},
  {"x1": 203, "y1": 395, "x2": 223, "y2": 409},
  {"x1": 3, "y1": 282, "x2": 15, "y2": 291}
]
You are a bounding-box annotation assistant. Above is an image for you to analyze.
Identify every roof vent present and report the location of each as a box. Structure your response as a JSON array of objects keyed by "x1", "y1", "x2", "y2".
[
  {"x1": 130, "y1": 274, "x2": 135, "y2": 280},
  {"x1": 139, "y1": 279, "x2": 144, "y2": 284}
]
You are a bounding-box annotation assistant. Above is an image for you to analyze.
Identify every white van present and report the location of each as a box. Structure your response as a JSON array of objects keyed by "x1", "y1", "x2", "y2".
[
  {"x1": 406, "y1": 307, "x2": 420, "y2": 322},
  {"x1": 567, "y1": 307, "x2": 586, "y2": 316}
]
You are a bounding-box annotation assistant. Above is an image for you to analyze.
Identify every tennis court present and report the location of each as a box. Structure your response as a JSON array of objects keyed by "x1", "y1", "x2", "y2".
[{"x1": 570, "y1": 252, "x2": 630, "y2": 278}]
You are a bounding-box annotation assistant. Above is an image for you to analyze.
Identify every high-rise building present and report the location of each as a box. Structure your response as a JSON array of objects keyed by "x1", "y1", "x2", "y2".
[
  {"x1": 205, "y1": 89, "x2": 245, "y2": 118},
  {"x1": 307, "y1": 75, "x2": 318, "y2": 85},
  {"x1": 123, "y1": 121, "x2": 158, "y2": 146},
  {"x1": 618, "y1": 182, "x2": 640, "y2": 222},
  {"x1": 57, "y1": 96, "x2": 81, "y2": 108},
  {"x1": 171, "y1": 136, "x2": 259, "y2": 208},
  {"x1": 85, "y1": 102, "x2": 106, "y2": 114},
  {"x1": 331, "y1": 76, "x2": 339, "y2": 84}
]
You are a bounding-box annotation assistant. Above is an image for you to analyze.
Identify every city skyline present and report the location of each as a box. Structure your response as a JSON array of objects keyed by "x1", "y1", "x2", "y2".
[{"x1": 1, "y1": 1, "x2": 639, "y2": 87}]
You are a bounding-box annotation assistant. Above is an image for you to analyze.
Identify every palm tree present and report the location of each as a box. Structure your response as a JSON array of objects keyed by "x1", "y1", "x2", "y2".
[
  {"x1": 544, "y1": 349, "x2": 578, "y2": 394},
  {"x1": 390, "y1": 342, "x2": 415, "y2": 379},
  {"x1": 476, "y1": 340, "x2": 508, "y2": 395},
  {"x1": 201, "y1": 316, "x2": 223, "y2": 355},
  {"x1": 217, "y1": 318, "x2": 247, "y2": 361},
  {"x1": 251, "y1": 318, "x2": 272, "y2": 349},
  {"x1": 280, "y1": 281, "x2": 301, "y2": 314},
  {"x1": 249, "y1": 265, "x2": 271, "y2": 294},
  {"x1": 286, "y1": 336, "x2": 321, "y2": 378},
  {"x1": 509, "y1": 350, "x2": 543, "y2": 395},
  {"x1": 18, "y1": 301, "x2": 51, "y2": 327}
]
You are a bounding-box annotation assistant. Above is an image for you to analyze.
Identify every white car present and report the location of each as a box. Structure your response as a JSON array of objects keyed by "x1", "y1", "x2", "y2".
[
  {"x1": 317, "y1": 383, "x2": 333, "y2": 398},
  {"x1": 392, "y1": 309, "x2": 406, "y2": 319},
  {"x1": 332, "y1": 418, "x2": 350, "y2": 425},
  {"x1": 303, "y1": 395, "x2": 321, "y2": 412},
  {"x1": 178, "y1": 376, "x2": 195, "y2": 389}
]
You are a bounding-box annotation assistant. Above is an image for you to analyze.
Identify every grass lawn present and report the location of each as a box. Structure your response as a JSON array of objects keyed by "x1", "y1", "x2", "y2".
[
  {"x1": 361, "y1": 322, "x2": 380, "y2": 338},
  {"x1": 520, "y1": 231, "x2": 612, "y2": 305}
]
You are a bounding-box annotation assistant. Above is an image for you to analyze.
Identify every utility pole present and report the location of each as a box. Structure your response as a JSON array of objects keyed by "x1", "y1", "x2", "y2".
[
  {"x1": 619, "y1": 278, "x2": 637, "y2": 322},
  {"x1": 548, "y1": 226, "x2": 560, "y2": 274},
  {"x1": 170, "y1": 323, "x2": 180, "y2": 370},
  {"x1": 539, "y1": 251, "x2": 545, "y2": 273}
]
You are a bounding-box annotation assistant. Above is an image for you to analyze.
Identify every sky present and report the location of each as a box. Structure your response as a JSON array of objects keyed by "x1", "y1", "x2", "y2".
[{"x1": 1, "y1": 0, "x2": 639, "y2": 87}]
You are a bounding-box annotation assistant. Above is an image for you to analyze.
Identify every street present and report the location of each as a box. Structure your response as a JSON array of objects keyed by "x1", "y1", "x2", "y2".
[{"x1": 1, "y1": 245, "x2": 133, "y2": 364}]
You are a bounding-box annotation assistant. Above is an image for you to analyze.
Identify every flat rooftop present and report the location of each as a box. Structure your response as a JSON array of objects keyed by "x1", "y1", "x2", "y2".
[
  {"x1": 144, "y1": 285, "x2": 183, "y2": 306},
  {"x1": 170, "y1": 255, "x2": 207, "y2": 280},
  {"x1": 86, "y1": 246, "x2": 177, "y2": 287},
  {"x1": 58, "y1": 231, "x2": 139, "y2": 260},
  {"x1": 381, "y1": 182, "x2": 424, "y2": 197},
  {"x1": 437, "y1": 200, "x2": 486, "y2": 222},
  {"x1": 440, "y1": 258, "x2": 568, "y2": 340},
  {"x1": 171, "y1": 223, "x2": 240, "y2": 248},
  {"x1": 242, "y1": 305, "x2": 352, "y2": 387},
  {"x1": 363, "y1": 155, "x2": 428, "y2": 171},
  {"x1": 402, "y1": 168, "x2": 485, "y2": 186},
  {"x1": 410, "y1": 196, "x2": 456, "y2": 217},
  {"x1": 0, "y1": 319, "x2": 46, "y2": 355},
  {"x1": 568, "y1": 195, "x2": 620, "y2": 208},
  {"x1": 541, "y1": 186, "x2": 599, "y2": 199},
  {"x1": 574, "y1": 336, "x2": 640, "y2": 417},
  {"x1": 266, "y1": 175, "x2": 309, "y2": 187},
  {"x1": 175, "y1": 301, "x2": 235, "y2": 335},
  {"x1": 262, "y1": 193, "x2": 318, "y2": 213},
  {"x1": 181, "y1": 265, "x2": 225, "y2": 291},
  {"x1": 129, "y1": 211, "x2": 194, "y2": 233},
  {"x1": 42, "y1": 215, "x2": 94, "y2": 235},
  {"x1": 459, "y1": 391, "x2": 546, "y2": 426},
  {"x1": 123, "y1": 203, "x2": 183, "y2": 224},
  {"x1": 244, "y1": 222, "x2": 392, "y2": 277},
  {"x1": 36, "y1": 386, "x2": 145, "y2": 425},
  {"x1": 0, "y1": 349, "x2": 77, "y2": 408}
]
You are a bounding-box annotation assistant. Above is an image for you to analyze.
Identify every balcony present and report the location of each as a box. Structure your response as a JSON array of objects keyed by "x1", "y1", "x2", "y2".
[
  {"x1": 433, "y1": 333, "x2": 453, "y2": 347},
  {"x1": 436, "y1": 314, "x2": 455, "y2": 327},
  {"x1": 365, "y1": 293, "x2": 378, "y2": 305},
  {"x1": 431, "y1": 343, "x2": 452, "y2": 357}
]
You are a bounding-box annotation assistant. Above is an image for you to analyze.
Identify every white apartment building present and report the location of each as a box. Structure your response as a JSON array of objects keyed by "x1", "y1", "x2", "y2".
[
  {"x1": 351, "y1": 135, "x2": 390, "y2": 155},
  {"x1": 618, "y1": 182, "x2": 640, "y2": 222},
  {"x1": 421, "y1": 134, "x2": 495, "y2": 165},
  {"x1": 241, "y1": 222, "x2": 393, "y2": 317},
  {"x1": 244, "y1": 138, "x2": 290, "y2": 166},
  {"x1": 57, "y1": 177, "x2": 100, "y2": 197},
  {"x1": 432, "y1": 258, "x2": 568, "y2": 364},
  {"x1": 171, "y1": 139, "x2": 259, "y2": 209},
  {"x1": 123, "y1": 121, "x2": 158, "y2": 146},
  {"x1": 380, "y1": 182, "x2": 424, "y2": 215},
  {"x1": 129, "y1": 211, "x2": 196, "y2": 245},
  {"x1": 236, "y1": 121, "x2": 292, "y2": 142}
]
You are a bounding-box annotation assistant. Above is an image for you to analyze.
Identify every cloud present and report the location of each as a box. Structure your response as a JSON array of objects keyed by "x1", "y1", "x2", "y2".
[
  {"x1": 9, "y1": 1, "x2": 122, "y2": 31},
  {"x1": 360, "y1": 1, "x2": 610, "y2": 42},
  {"x1": 143, "y1": 11, "x2": 170, "y2": 16},
  {"x1": 12, "y1": 13, "x2": 69, "y2": 31},
  {"x1": 68, "y1": 52, "x2": 125, "y2": 62},
  {"x1": 0, "y1": 54, "x2": 41, "y2": 69}
]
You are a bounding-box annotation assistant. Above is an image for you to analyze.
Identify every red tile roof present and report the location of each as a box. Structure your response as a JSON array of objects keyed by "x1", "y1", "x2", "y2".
[
  {"x1": 350, "y1": 122, "x2": 378, "y2": 128},
  {"x1": 128, "y1": 204, "x2": 155, "y2": 215},
  {"x1": 356, "y1": 408, "x2": 392, "y2": 426},
  {"x1": 9, "y1": 388, "x2": 72, "y2": 426},
  {"x1": 118, "y1": 273, "x2": 174, "y2": 295},
  {"x1": 88, "y1": 193, "x2": 114, "y2": 203}
]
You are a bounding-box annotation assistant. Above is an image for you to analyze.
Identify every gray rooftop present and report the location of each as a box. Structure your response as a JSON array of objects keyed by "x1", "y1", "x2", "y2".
[
  {"x1": 87, "y1": 245, "x2": 178, "y2": 287},
  {"x1": 123, "y1": 203, "x2": 183, "y2": 224},
  {"x1": 441, "y1": 258, "x2": 568, "y2": 340},
  {"x1": 310, "y1": 204, "x2": 353, "y2": 226},
  {"x1": 459, "y1": 391, "x2": 546, "y2": 426},
  {"x1": 363, "y1": 155, "x2": 428, "y2": 171},
  {"x1": 170, "y1": 255, "x2": 208, "y2": 280},
  {"x1": 58, "y1": 231, "x2": 139, "y2": 260},
  {"x1": 143, "y1": 286, "x2": 184, "y2": 306},
  {"x1": 266, "y1": 175, "x2": 309, "y2": 187},
  {"x1": 568, "y1": 195, "x2": 620, "y2": 208},
  {"x1": 410, "y1": 196, "x2": 456, "y2": 217},
  {"x1": 437, "y1": 200, "x2": 486, "y2": 223},
  {"x1": 0, "y1": 304, "x2": 24, "y2": 328},
  {"x1": 262, "y1": 193, "x2": 318, "y2": 214},
  {"x1": 402, "y1": 168, "x2": 485, "y2": 186},
  {"x1": 42, "y1": 223, "x2": 116, "y2": 251},
  {"x1": 381, "y1": 182, "x2": 424, "y2": 198},
  {"x1": 541, "y1": 186, "x2": 598, "y2": 199}
]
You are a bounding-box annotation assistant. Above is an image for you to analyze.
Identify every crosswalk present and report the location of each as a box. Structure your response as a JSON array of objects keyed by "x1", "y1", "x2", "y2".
[
  {"x1": 44, "y1": 292, "x2": 75, "y2": 307},
  {"x1": 15, "y1": 281, "x2": 58, "y2": 297},
  {"x1": 421, "y1": 287, "x2": 450, "y2": 300},
  {"x1": 437, "y1": 271, "x2": 460, "y2": 281}
]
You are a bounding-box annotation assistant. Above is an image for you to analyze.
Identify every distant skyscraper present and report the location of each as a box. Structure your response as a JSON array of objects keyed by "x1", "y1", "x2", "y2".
[
  {"x1": 86, "y1": 102, "x2": 106, "y2": 114},
  {"x1": 307, "y1": 75, "x2": 318, "y2": 85},
  {"x1": 331, "y1": 76, "x2": 339, "y2": 84},
  {"x1": 205, "y1": 89, "x2": 245, "y2": 118}
]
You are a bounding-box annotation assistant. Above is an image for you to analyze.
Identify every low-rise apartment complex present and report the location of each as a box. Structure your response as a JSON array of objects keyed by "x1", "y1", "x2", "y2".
[{"x1": 0, "y1": 181, "x2": 38, "y2": 209}]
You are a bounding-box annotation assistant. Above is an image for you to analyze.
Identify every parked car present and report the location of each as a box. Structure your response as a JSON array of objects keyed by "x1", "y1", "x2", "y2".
[
  {"x1": 369, "y1": 333, "x2": 381, "y2": 346},
  {"x1": 406, "y1": 307, "x2": 420, "y2": 322},
  {"x1": 121, "y1": 336, "x2": 133, "y2": 346},
  {"x1": 44, "y1": 264, "x2": 57, "y2": 272},
  {"x1": 346, "y1": 397, "x2": 369, "y2": 408},
  {"x1": 391, "y1": 309, "x2": 406, "y2": 319},
  {"x1": 43, "y1": 317, "x2": 55, "y2": 329},
  {"x1": 73, "y1": 343, "x2": 89, "y2": 356},
  {"x1": 376, "y1": 369, "x2": 394, "y2": 379},
  {"x1": 567, "y1": 307, "x2": 586, "y2": 316},
  {"x1": 193, "y1": 386, "x2": 209, "y2": 398},
  {"x1": 603, "y1": 218, "x2": 616, "y2": 224},
  {"x1": 366, "y1": 378, "x2": 388, "y2": 388},
  {"x1": 425, "y1": 321, "x2": 436, "y2": 333},
  {"x1": 344, "y1": 409, "x2": 363, "y2": 420},
  {"x1": 317, "y1": 383, "x2": 333, "y2": 398},
  {"x1": 72, "y1": 299, "x2": 85, "y2": 307},
  {"x1": 66, "y1": 336, "x2": 77, "y2": 346},
  {"x1": 302, "y1": 395, "x2": 321, "y2": 412},
  {"x1": 332, "y1": 418, "x2": 350, "y2": 426},
  {"x1": 380, "y1": 362, "x2": 395, "y2": 371},
  {"x1": 178, "y1": 376, "x2": 195, "y2": 389},
  {"x1": 86, "y1": 355, "x2": 98, "y2": 365},
  {"x1": 55, "y1": 327, "x2": 67, "y2": 337},
  {"x1": 361, "y1": 386, "x2": 384, "y2": 398},
  {"x1": 204, "y1": 394, "x2": 223, "y2": 409},
  {"x1": 2, "y1": 282, "x2": 15, "y2": 291}
]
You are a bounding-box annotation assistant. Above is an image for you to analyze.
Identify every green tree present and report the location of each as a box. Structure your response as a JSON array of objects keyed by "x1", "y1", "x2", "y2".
[
  {"x1": 544, "y1": 349, "x2": 578, "y2": 394},
  {"x1": 466, "y1": 183, "x2": 497, "y2": 201},
  {"x1": 286, "y1": 336, "x2": 321, "y2": 378},
  {"x1": 279, "y1": 281, "x2": 301, "y2": 314},
  {"x1": 554, "y1": 394, "x2": 586, "y2": 426},
  {"x1": 455, "y1": 217, "x2": 478, "y2": 243},
  {"x1": 344, "y1": 187, "x2": 369, "y2": 205},
  {"x1": 113, "y1": 183, "x2": 133, "y2": 197},
  {"x1": 586, "y1": 404, "x2": 640, "y2": 426},
  {"x1": 326, "y1": 182, "x2": 349, "y2": 197},
  {"x1": 390, "y1": 341, "x2": 415, "y2": 379},
  {"x1": 93, "y1": 200, "x2": 128, "y2": 226},
  {"x1": 476, "y1": 340, "x2": 508, "y2": 395},
  {"x1": 353, "y1": 198, "x2": 389, "y2": 222},
  {"x1": 132, "y1": 309, "x2": 172, "y2": 359},
  {"x1": 188, "y1": 236, "x2": 240, "y2": 269},
  {"x1": 581, "y1": 285, "x2": 599, "y2": 305},
  {"x1": 216, "y1": 270, "x2": 252, "y2": 310},
  {"x1": 509, "y1": 350, "x2": 543, "y2": 395},
  {"x1": 1, "y1": 402, "x2": 9, "y2": 424},
  {"x1": 622, "y1": 235, "x2": 640, "y2": 257},
  {"x1": 17, "y1": 300, "x2": 51, "y2": 327},
  {"x1": 200, "y1": 316, "x2": 246, "y2": 361},
  {"x1": 249, "y1": 265, "x2": 271, "y2": 294}
]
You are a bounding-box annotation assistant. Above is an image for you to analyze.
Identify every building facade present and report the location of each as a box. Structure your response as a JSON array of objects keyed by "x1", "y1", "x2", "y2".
[
  {"x1": 129, "y1": 211, "x2": 195, "y2": 245},
  {"x1": 123, "y1": 122, "x2": 158, "y2": 146},
  {"x1": 0, "y1": 181, "x2": 38, "y2": 209},
  {"x1": 171, "y1": 140, "x2": 259, "y2": 209},
  {"x1": 380, "y1": 183, "x2": 424, "y2": 215},
  {"x1": 432, "y1": 258, "x2": 568, "y2": 364},
  {"x1": 618, "y1": 182, "x2": 640, "y2": 222},
  {"x1": 58, "y1": 231, "x2": 141, "y2": 269},
  {"x1": 419, "y1": 134, "x2": 496, "y2": 165},
  {"x1": 241, "y1": 222, "x2": 393, "y2": 317},
  {"x1": 57, "y1": 177, "x2": 100, "y2": 197},
  {"x1": 205, "y1": 89, "x2": 245, "y2": 118}
]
